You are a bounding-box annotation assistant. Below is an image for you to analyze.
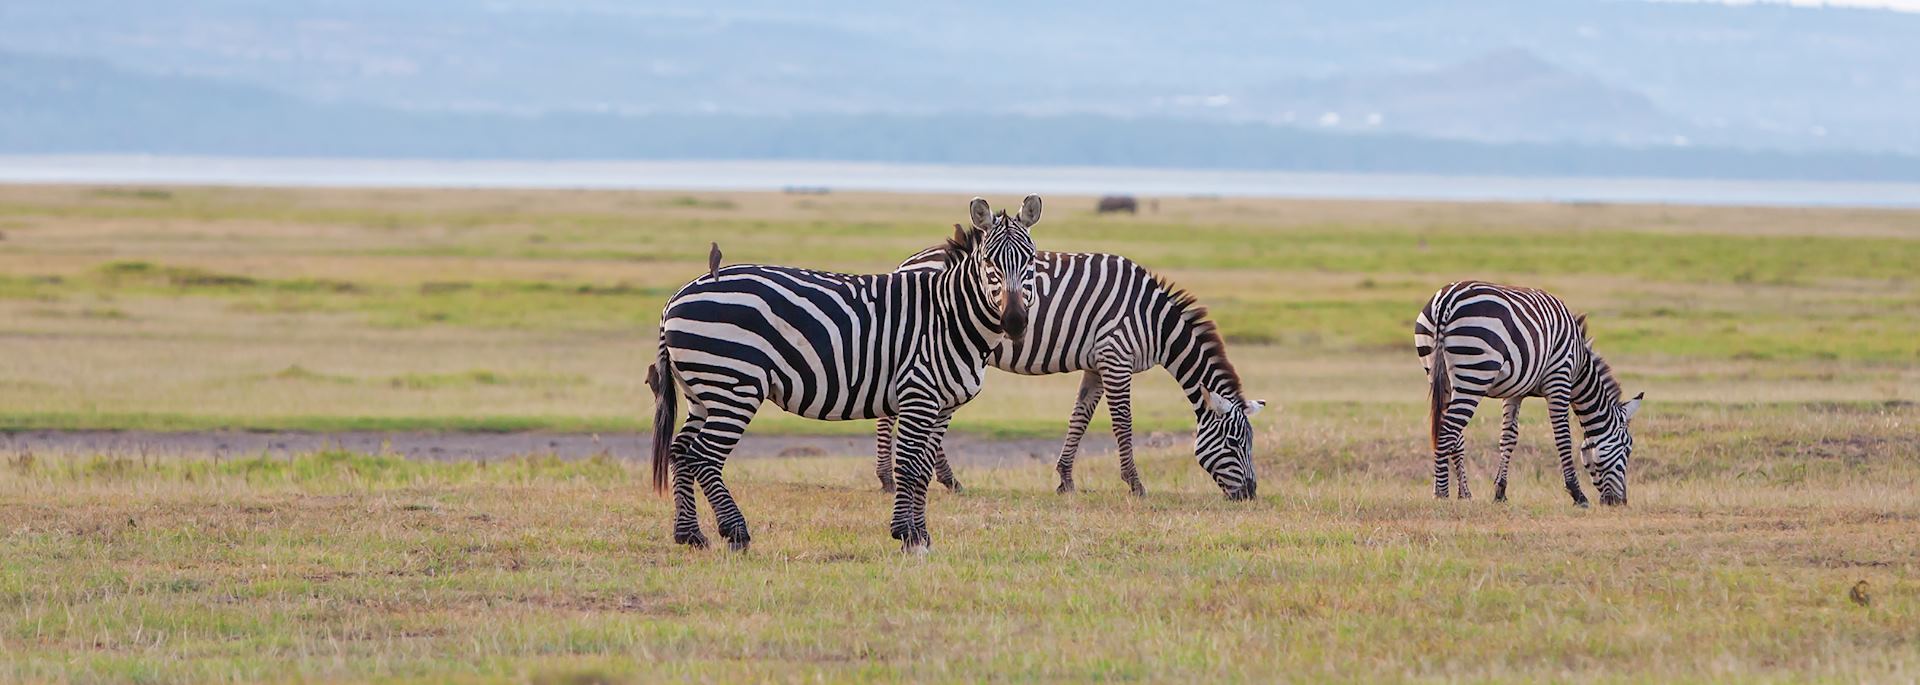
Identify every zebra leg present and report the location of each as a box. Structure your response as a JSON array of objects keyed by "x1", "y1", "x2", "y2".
[
  {"x1": 1494, "y1": 398, "x2": 1523, "y2": 502},
  {"x1": 875, "y1": 415, "x2": 898, "y2": 493},
  {"x1": 670, "y1": 419, "x2": 707, "y2": 548},
  {"x1": 929, "y1": 411, "x2": 961, "y2": 492},
  {"x1": 888, "y1": 397, "x2": 942, "y2": 554},
  {"x1": 1055, "y1": 371, "x2": 1103, "y2": 494},
  {"x1": 688, "y1": 434, "x2": 754, "y2": 551},
  {"x1": 1546, "y1": 385, "x2": 1591, "y2": 508},
  {"x1": 1098, "y1": 357, "x2": 1145, "y2": 497},
  {"x1": 1433, "y1": 391, "x2": 1482, "y2": 500},
  {"x1": 683, "y1": 386, "x2": 764, "y2": 551}
]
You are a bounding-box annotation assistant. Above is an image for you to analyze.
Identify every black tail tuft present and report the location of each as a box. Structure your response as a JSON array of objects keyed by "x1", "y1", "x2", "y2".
[
  {"x1": 650, "y1": 347, "x2": 677, "y2": 494},
  {"x1": 1428, "y1": 327, "x2": 1451, "y2": 452}
]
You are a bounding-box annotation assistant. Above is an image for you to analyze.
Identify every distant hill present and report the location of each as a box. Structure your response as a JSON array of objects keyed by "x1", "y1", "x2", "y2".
[
  {"x1": 8, "y1": 49, "x2": 1920, "y2": 182},
  {"x1": 1224, "y1": 49, "x2": 1683, "y2": 145},
  {"x1": 4, "y1": 0, "x2": 1919, "y2": 155}
]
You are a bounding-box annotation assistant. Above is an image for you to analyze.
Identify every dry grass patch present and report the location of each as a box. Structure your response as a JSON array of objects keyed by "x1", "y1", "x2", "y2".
[{"x1": 1, "y1": 449, "x2": 1915, "y2": 682}]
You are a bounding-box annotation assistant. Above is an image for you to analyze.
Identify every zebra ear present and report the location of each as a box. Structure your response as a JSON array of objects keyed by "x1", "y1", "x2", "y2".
[
  {"x1": 969, "y1": 197, "x2": 993, "y2": 230},
  {"x1": 1244, "y1": 399, "x2": 1266, "y2": 417},
  {"x1": 1621, "y1": 392, "x2": 1643, "y2": 420},
  {"x1": 1018, "y1": 194, "x2": 1043, "y2": 228},
  {"x1": 1206, "y1": 391, "x2": 1235, "y2": 415}
]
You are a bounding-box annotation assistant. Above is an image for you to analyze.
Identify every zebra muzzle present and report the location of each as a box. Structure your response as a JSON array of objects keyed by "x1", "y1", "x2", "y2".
[{"x1": 1000, "y1": 286, "x2": 1029, "y2": 339}]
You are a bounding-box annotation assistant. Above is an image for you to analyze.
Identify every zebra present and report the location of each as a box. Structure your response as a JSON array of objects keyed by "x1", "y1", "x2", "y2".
[
  {"x1": 874, "y1": 249, "x2": 1265, "y2": 500},
  {"x1": 649, "y1": 196, "x2": 1042, "y2": 553},
  {"x1": 1413, "y1": 280, "x2": 1643, "y2": 506}
]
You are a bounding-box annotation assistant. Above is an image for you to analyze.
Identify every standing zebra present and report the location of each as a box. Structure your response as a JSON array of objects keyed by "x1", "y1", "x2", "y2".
[
  {"x1": 1414, "y1": 281, "x2": 1643, "y2": 506},
  {"x1": 875, "y1": 250, "x2": 1265, "y2": 500},
  {"x1": 650, "y1": 196, "x2": 1042, "y2": 553}
]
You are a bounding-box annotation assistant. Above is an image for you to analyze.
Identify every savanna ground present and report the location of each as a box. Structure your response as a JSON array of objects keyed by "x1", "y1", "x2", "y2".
[{"x1": 0, "y1": 185, "x2": 1916, "y2": 682}]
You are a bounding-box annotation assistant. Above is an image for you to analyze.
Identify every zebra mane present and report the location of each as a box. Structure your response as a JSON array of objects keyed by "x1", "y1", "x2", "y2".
[
  {"x1": 1154, "y1": 274, "x2": 1245, "y2": 400},
  {"x1": 940, "y1": 223, "x2": 984, "y2": 261},
  {"x1": 1589, "y1": 346, "x2": 1623, "y2": 400},
  {"x1": 1580, "y1": 318, "x2": 1625, "y2": 404}
]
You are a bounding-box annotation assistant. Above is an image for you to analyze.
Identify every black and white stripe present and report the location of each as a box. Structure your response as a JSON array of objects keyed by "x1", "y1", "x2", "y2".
[
  {"x1": 876, "y1": 250, "x2": 1264, "y2": 500},
  {"x1": 1414, "y1": 281, "x2": 1643, "y2": 506},
  {"x1": 650, "y1": 196, "x2": 1042, "y2": 553}
]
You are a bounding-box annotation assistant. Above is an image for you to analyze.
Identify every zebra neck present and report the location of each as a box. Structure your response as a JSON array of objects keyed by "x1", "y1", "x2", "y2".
[
  {"x1": 1571, "y1": 348, "x2": 1626, "y2": 431},
  {"x1": 1163, "y1": 314, "x2": 1243, "y2": 415},
  {"x1": 933, "y1": 259, "x2": 1004, "y2": 358}
]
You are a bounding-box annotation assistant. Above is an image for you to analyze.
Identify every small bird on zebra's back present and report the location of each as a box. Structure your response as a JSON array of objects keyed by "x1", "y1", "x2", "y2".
[{"x1": 1414, "y1": 281, "x2": 1644, "y2": 507}]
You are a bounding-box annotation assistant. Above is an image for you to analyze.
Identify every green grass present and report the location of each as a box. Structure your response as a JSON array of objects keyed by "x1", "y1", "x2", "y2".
[{"x1": 0, "y1": 184, "x2": 1915, "y2": 433}]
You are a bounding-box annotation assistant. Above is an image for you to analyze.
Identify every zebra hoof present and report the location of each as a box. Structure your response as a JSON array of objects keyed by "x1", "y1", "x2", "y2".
[
  {"x1": 941, "y1": 479, "x2": 963, "y2": 492},
  {"x1": 720, "y1": 525, "x2": 751, "y2": 550},
  {"x1": 1056, "y1": 482, "x2": 1075, "y2": 494},
  {"x1": 673, "y1": 530, "x2": 709, "y2": 549},
  {"x1": 891, "y1": 523, "x2": 930, "y2": 553},
  {"x1": 1574, "y1": 500, "x2": 1591, "y2": 509},
  {"x1": 1128, "y1": 486, "x2": 1146, "y2": 498}
]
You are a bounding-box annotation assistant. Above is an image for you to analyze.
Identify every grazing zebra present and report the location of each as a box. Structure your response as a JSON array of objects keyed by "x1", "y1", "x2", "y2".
[
  {"x1": 875, "y1": 250, "x2": 1265, "y2": 500},
  {"x1": 650, "y1": 196, "x2": 1042, "y2": 553},
  {"x1": 1413, "y1": 281, "x2": 1643, "y2": 506}
]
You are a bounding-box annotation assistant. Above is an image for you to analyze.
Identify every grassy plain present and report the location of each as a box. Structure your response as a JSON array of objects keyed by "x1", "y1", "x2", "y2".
[
  {"x1": 0, "y1": 185, "x2": 1917, "y2": 681},
  {"x1": 0, "y1": 185, "x2": 1915, "y2": 434},
  {"x1": 3, "y1": 450, "x2": 1917, "y2": 683}
]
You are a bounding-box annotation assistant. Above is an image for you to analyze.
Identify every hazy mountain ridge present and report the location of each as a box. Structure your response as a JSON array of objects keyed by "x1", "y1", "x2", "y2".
[
  {"x1": 9, "y1": 48, "x2": 1920, "y2": 182},
  {"x1": 5, "y1": 0, "x2": 1914, "y2": 152},
  {"x1": 5, "y1": 0, "x2": 1920, "y2": 176}
]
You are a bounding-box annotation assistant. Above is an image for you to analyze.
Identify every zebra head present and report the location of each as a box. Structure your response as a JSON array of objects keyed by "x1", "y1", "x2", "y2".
[
  {"x1": 1198, "y1": 392, "x2": 1266, "y2": 500},
  {"x1": 963, "y1": 195, "x2": 1041, "y2": 340},
  {"x1": 1581, "y1": 391, "x2": 1643, "y2": 506}
]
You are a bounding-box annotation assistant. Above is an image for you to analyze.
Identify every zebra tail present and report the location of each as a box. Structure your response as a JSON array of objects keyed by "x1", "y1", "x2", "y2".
[
  {"x1": 649, "y1": 344, "x2": 677, "y2": 494},
  {"x1": 1428, "y1": 327, "x2": 1451, "y2": 452}
]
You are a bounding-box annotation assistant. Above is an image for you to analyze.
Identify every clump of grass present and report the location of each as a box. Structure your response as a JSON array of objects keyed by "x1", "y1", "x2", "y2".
[
  {"x1": 268, "y1": 365, "x2": 356, "y2": 384},
  {"x1": 89, "y1": 187, "x2": 175, "y2": 201},
  {"x1": 13, "y1": 449, "x2": 631, "y2": 488},
  {"x1": 97, "y1": 260, "x2": 257, "y2": 288},
  {"x1": 386, "y1": 369, "x2": 587, "y2": 390},
  {"x1": 420, "y1": 281, "x2": 473, "y2": 294},
  {"x1": 80, "y1": 306, "x2": 130, "y2": 320},
  {"x1": 662, "y1": 195, "x2": 737, "y2": 210}
]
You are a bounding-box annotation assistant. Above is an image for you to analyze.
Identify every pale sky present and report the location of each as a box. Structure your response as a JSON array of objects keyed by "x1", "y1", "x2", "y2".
[{"x1": 1673, "y1": 0, "x2": 1920, "y2": 10}]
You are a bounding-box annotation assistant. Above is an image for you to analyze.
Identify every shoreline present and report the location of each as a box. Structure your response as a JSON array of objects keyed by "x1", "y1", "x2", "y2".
[{"x1": 7, "y1": 155, "x2": 1920, "y2": 208}]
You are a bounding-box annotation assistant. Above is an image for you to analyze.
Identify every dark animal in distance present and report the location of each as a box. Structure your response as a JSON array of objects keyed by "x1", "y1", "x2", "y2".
[{"x1": 1096, "y1": 196, "x2": 1138, "y2": 214}]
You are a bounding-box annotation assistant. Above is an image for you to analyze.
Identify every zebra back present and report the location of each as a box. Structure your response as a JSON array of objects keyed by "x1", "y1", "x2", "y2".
[{"x1": 897, "y1": 248, "x2": 1250, "y2": 411}]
